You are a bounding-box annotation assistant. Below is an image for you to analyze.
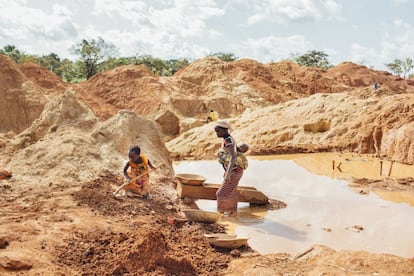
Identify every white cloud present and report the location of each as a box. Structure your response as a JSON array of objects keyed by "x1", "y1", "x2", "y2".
[
  {"x1": 349, "y1": 43, "x2": 380, "y2": 68},
  {"x1": 149, "y1": 0, "x2": 224, "y2": 38},
  {"x1": 93, "y1": 0, "x2": 148, "y2": 23},
  {"x1": 81, "y1": 23, "x2": 210, "y2": 59},
  {"x1": 234, "y1": 35, "x2": 312, "y2": 63},
  {"x1": 394, "y1": 18, "x2": 411, "y2": 29},
  {"x1": 0, "y1": 1, "x2": 77, "y2": 40},
  {"x1": 85, "y1": 0, "x2": 225, "y2": 58},
  {"x1": 93, "y1": 0, "x2": 223, "y2": 38},
  {"x1": 392, "y1": 0, "x2": 409, "y2": 4},
  {"x1": 247, "y1": 0, "x2": 342, "y2": 24},
  {"x1": 380, "y1": 19, "x2": 414, "y2": 61},
  {"x1": 349, "y1": 19, "x2": 414, "y2": 70},
  {"x1": 75, "y1": 0, "x2": 223, "y2": 60}
]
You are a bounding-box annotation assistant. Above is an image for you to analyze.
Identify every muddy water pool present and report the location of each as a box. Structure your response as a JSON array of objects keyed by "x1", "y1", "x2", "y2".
[{"x1": 173, "y1": 153, "x2": 414, "y2": 258}]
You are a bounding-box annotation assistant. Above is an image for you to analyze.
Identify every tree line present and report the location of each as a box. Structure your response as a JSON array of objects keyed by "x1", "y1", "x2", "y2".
[
  {"x1": 1, "y1": 38, "x2": 413, "y2": 82},
  {"x1": 0, "y1": 38, "x2": 238, "y2": 82}
]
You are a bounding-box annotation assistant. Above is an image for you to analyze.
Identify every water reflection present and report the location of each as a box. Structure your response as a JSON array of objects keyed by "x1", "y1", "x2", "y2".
[
  {"x1": 173, "y1": 154, "x2": 414, "y2": 257},
  {"x1": 256, "y1": 152, "x2": 414, "y2": 180}
]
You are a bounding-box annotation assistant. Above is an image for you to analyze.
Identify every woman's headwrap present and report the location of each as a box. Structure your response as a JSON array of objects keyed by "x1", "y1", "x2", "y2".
[{"x1": 216, "y1": 120, "x2": 231, "y2": 131}]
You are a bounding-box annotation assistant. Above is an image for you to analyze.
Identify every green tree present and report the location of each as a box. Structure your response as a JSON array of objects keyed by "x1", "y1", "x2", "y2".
[
  {"x1": 60, "y1": 58, "x2": 81, "y2": 82},
  {"x1": 294, "y1": 50, "x2": 333, "y2": 70},
  {"x1": 385, "y1": 58, "x2": 403, "y2": 76},
  {"x1": 72, "y1": 37, "x2": 118, "y2": 79},
  {"x1": 100, "y1": 57, "x2": 131, "y2": 72},
  {"x1": 385, "y1": 57, "x2": 414, "y2": 78},
  {"x1": 402, "y1": 57, "x2": 413, "y2": 77},
  {"x1": 385, "y1": 58, "x2": 414, "y2": 77},
  {"x1": 18, "y1": 54, "x2": 41, "y2": 64},
  {"x1": 132, "y1": 55, "x2": 169, "y2": 76},
  {"x1": 39, "y1": 53, "x2": 62, "y2": 77},
  {"x1": 209, "y1": 52, "x2": 238, "y2": 62},
  {"x1": 0, "y1": 45, "x2": 23, "y2": 63},
  {"x1": 167, "y1": 58, "x2": 190, "y2": 75}
]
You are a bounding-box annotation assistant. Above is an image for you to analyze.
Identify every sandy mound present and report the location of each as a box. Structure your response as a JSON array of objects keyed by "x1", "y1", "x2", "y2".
[
  {"x1": 0, "y1": 55, "x2": 26, "y2": 90},
  {"x1": 168, "y1": 92, "x2": 414, "y2": 165},
  {"x1": 75, "y1": 64, "x2": 169, "y2": 120},
  {"x1": 19, "y1": 62, "x2": 69, "y2": 93},
  {"x1": 328, "y1": 62, "x2": 414, "y2": 94},
  {"x1": 70, "y1": 57, "x2": 414, "y2": 143},
  {"x1": 5, "y1": 90, "x2": 173, "y2": 185},
  {"x1": 0, "y1": 55, "x2": 48, "y2": 134}
]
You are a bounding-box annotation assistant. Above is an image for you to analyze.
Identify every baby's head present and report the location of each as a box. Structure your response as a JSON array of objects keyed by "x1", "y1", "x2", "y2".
[{"x1": 238, "y1": 143, "x2": 249, "y2": 153}]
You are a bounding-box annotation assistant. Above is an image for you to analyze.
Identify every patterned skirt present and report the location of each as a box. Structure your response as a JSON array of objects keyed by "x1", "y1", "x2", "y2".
[
  {"x1": 216, "y1": 166, "x2": 244, "y2": 213},
  {"x1": 124, "y1": 174, "x2": 151, "y2": 195}
]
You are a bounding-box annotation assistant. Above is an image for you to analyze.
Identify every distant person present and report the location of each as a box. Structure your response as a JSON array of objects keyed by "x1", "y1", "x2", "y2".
[
  {"x1": 122, "y1": 145, "x2": 156, "y2": 199},
  {"x1": 214, "y1": 120, "x2": 247, "y2": 215},
  {"x1": 206, "y1": 110, "x2": 219, "y2": 123},
  {"x1": 374, "y1": 82, "x2": 379, "y2": 90}
]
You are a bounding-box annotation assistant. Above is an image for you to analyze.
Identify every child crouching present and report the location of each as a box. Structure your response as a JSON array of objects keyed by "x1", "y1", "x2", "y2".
[{"x1": 122, "y1": 145, "x2": 156, "y2": 199}]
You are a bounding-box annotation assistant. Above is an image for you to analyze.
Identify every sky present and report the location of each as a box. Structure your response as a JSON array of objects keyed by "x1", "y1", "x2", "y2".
[{"x1": 0, "y1": 0, "x2": 413, "y2": 71}]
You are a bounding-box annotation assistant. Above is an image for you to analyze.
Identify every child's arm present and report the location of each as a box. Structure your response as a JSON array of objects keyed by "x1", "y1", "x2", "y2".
[{"x1": 123, "y1": 162, "x2": 131, "y2": 180}]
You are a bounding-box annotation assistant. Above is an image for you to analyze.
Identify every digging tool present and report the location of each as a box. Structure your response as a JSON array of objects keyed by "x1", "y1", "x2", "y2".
[{"x1": 113, "y1": 167, "x2": 157, "y2": 197}]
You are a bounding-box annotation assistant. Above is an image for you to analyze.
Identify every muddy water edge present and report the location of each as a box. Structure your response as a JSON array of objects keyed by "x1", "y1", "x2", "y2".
[{"x1": 173, "y1": 153, "x2": 414, "y2": 258}]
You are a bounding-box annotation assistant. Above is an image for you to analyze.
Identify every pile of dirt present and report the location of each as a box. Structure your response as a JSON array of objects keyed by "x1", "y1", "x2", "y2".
[
  {"x1": 19, "y1": 62, "x2": 68, "y2": 93},
  {"x1": 56, "y1": 225, "x2": 240, "y2": 276},
  {"x1": 0, "y1": 55, "x2": 26, "y2": 90},
  {"x1": 168, "y1": 92, "x2": 414, "y2": 165},
  {"x1": 71, "y1": 57, "x2": 414, "y2": 142},
  {"x1": 58, "y1": 172, "x2": 249, "y2": 276},
  {"x1": 75, "y1": 64, "x2": 170, "y2": 120},
  {"x1": 0, "y1": 55, "x2": 48, "y2": 134},
  {"x1": 328, "y1": 62, "x2": 414, "y2": 94},
  {"x1": 72, "y1": 171, "x2": 177, "y2": 217},
  {"x1": 5, "y1": 90, "x2": 173, "y2": 185}
]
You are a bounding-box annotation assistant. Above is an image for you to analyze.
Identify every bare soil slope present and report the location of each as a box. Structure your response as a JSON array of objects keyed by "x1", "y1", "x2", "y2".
[
  {"x1": 1, "y1": 54, "x2": 414, "y2": 275},
  {"x1": 0, "y1": 56, "x2": 48, "y2": 134}
]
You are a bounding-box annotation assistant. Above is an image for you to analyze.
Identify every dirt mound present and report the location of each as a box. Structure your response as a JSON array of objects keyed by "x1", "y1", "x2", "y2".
[
  {"x1": 0, "y1": 55, "x2": 48, "y2": 134},
  {"x1": 6, "y1": 90, "x2": 173, "y2": 184},
  {"x1": 0, "y1": 54, "x2": 26, "y2": 90},
  {"x1": 328, "y1": 62, "x2": 414, "y2": 94},
  {"x1": 167, "y1": 57, "x2": 272, "y2": 119},
  {"x1": 73, "y1": 171, "x2": 177, "y2": 217},
  {"x1": 76, "y1": 64, "x2": 169, "y2": 120},
  {"x1": 19, "y1": 62, "x2": 68, "y2": 93},
  {"x1": 59, "y1": 172, "x2": 242, "y2": 275},
  {"x1": 57, "y1": 225, "x2": 236, "y2": 276},
  {"x1": 173, "y1": 57, "x2": 227, "y2": 91},
  {"x1": 168, "y1": 92, "x2": 414, "y2": 165},
  {"x1": 225, "y1": 59, "x2": 295, "y2": 103},
  {"x1": 71, "y1": 58, "x2": 414, "y2": 141}
]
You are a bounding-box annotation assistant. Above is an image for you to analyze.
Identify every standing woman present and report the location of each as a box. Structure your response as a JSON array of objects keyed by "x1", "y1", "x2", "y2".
[{"x1": 214, "y1": 120, "x2": 244, "y2": 215}]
